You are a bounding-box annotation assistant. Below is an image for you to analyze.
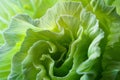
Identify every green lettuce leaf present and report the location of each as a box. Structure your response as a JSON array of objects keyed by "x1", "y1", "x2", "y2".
[
  {"x1": 0, "y1": 0, "x2": 120, "y2": 80},
  {"x1": 8, "y1": 2, "x2": 104, "y2": 80},
  {"x1": 12, "y1": 0, "x2": 58, "y2": 18},
  {"x1": 0, "y1": 0, "x2": 59, "y2": 79},
  {"x1": 91, "y1": 0, "x2": 120, "y2": 80},
  {"x1": 0, "y1": 14, "x2": 40, "y2": 80},
  {"x1": 0, "y1": 0, "x2": 21, "y2": 46},
  {"x1": 0, "y1": 0, "x2": 58, "y2": 46},
  {"x1": 104, "y1": 0, "x2": 120, "y2": 15}
]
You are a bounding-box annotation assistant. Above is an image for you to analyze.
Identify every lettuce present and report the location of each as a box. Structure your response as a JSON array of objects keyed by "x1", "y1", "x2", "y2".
[{"x1": 0, "y1": 0, "x2": 120, "y2": 80}]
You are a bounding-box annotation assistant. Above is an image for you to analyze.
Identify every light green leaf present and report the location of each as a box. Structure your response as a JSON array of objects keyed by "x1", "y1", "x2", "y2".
[
  {"x1": 0, "y1": 14, "x2": 40, "y2": 80},
  {"x1": 12, "y1": 0, "x2": 58, "y2": 18},
  {"x1": 8, "y1": 2, "x2": 104, "y2": 80},
  {"x1": 1, "y1": 0, "x2": 120, "y2": 80},
  {"x1": 91, "y1": 0, "x2": 120, "y2": 80}
]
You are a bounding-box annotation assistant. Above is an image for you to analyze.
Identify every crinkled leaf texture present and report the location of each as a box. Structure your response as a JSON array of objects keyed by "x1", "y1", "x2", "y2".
[
  {"x1": 0, "y1": 0, "x2": 58, "y2": 46},
  {"x1": 0, "y1": 0, "x2": 59, "y2": 80},
  {"x1": 7, "y1": 1, "x2": 104, "y2": 80},
  {"x1": 91, "y1": 0, "x2": 120, "y2": 80},
  {"x1": 0, "y1": 0, "x2": 120, "y2": 80},
  {"x1": 0, "y1": 14, "x2": 40, "y2": 80},
  {"x1": 0, "y1": 0, "x2": 21, "y2": 46}
]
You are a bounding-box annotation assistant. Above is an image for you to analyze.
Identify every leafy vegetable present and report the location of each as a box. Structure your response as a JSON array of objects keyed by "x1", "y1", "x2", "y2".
[{"x1": 0, "y1": 0, "x2": 120, "y2": 80}]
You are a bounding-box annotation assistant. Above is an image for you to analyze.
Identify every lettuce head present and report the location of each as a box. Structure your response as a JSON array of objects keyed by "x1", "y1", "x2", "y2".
[{"x1": 0, "y1": 0, "x2": 120, "y2": 80}]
